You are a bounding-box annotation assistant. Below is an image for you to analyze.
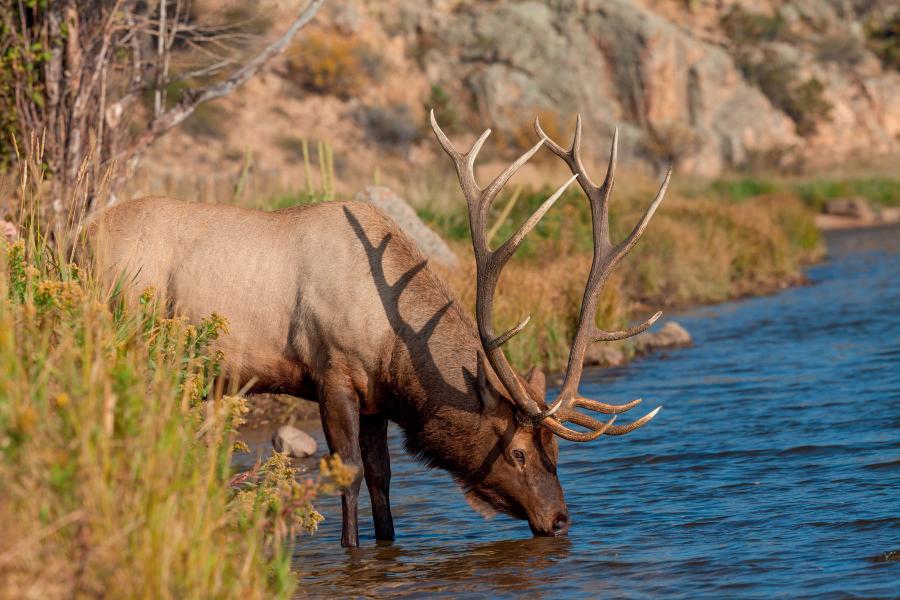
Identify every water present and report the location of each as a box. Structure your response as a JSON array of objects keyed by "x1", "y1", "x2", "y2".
[{"x1": 242, "y1": 226, "x2": 900, "y2": 598}]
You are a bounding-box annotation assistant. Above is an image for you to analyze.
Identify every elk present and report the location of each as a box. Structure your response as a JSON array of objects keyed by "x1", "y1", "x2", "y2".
[{"x1": 85, "y1": 111, "x2": 670, "y2": 547}]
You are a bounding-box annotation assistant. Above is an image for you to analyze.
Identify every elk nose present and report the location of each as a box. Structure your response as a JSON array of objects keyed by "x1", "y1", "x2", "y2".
[{"x1": 552, "y1": 512, "x2": 570, "y2": 535}]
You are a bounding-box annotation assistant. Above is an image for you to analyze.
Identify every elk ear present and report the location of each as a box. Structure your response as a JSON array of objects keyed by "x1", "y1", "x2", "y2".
[
  {"x1": 476, "y1": 351, "x2": 499, "y2": 412},
  {"x1": 524, "y1": 366, "x2": 547, "y2": 397}
]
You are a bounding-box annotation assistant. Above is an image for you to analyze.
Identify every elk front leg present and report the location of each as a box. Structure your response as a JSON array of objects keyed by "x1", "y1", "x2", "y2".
[
  {"x1": 360, "y1": 414, "x2": 394, "y2": 542},
  {"x1": 317, "y1": 375, "x2": 364, "y2": 547}
]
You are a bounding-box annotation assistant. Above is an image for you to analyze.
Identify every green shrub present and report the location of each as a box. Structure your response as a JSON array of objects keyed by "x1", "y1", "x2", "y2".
[
  {"x1": 286, "y1": 29, "x2": 378, "y2": 99},
  {"x1": 0, "y1": 174, "x2": 354, "y2": 596},
  {"x1": 736, "y1": 49, "x2": 832, "y2": 136},
  {"x1": 720, "y1": 7, "x2": 787, "y2": 45},
  {"x1": 865, "y1": 12, "x2": 900, "y2": 71},
  {"x1": 358, "y1": 104, "x2": 420, "y2": 151}
]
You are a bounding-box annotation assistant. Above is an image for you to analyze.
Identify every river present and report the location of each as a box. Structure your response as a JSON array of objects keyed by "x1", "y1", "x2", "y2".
[{"x1": 241, "y1": 225, "x2": 899, "y2": 598}]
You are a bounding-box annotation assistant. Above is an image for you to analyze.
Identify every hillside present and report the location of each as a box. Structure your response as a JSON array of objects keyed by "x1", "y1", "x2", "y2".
[{"x1": 136, "y1": 0, "x2": 900, "y2": 200}]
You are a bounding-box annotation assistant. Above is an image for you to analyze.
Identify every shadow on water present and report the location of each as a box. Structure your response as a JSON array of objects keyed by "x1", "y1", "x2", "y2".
[{"x1": 241, "y1": 225, "x2": 900, "y2": 598}]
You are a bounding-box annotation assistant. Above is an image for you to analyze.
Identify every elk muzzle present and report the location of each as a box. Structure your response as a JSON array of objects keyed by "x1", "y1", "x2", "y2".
[{"x1": 529, "y1": 507, "x2": 570, "y2": 537}]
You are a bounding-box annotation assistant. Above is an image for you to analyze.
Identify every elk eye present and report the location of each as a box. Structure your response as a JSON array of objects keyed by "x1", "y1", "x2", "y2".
[{"x1": 512, "y1": 449, "x2": 526, "y2": 465}]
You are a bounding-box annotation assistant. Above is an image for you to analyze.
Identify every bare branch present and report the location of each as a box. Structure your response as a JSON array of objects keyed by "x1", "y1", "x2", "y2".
[{"x1": 114, "y1": 0, "x2": 325, "y2": 165}]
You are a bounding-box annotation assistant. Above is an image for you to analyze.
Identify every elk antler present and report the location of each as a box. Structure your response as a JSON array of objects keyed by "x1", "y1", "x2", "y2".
[
  {"x1": 430, "y1": 110, "x2": 578, "y2": 417},
  {"x1": 535, "y1": 115, "x2": 671, "y2": 441},
  {"x1": 430, "y1": 111, "x2": 670, "y2": 442}
]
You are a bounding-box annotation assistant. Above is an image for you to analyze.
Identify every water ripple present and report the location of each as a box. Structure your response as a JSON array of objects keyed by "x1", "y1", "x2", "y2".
[{"x1": 244, "y1": 226, "x2": 900, "y2": 599}]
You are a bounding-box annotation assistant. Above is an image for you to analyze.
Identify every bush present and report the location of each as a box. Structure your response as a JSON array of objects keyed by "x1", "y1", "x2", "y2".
[
  {"x1": 865, "y1": 12, "x2": 900, "y2": 71},
  {"x1": 286, "y1": 29, "x2": 379, "y2": 99},
  {"x1": 183, "y1": 101, "x2": 229, "y2": 139},
  {"x1": 422, "y1": 176, "x2": 822, "y2": 371},
  {"x1": 720, "y1": 7, "x2": 787, "y2": 45},
  {"x1": 358, "y1": 104, "x2": 420, "y2": 151},
  {"x1": 817, "y1": 33, "x2": 867, "y2": 67},
  {"x1": 737, "y1": 49, "x2": 832, "y2": 136},
  {"x1": 639, "y1": 121, "x2": 703, "y2": 169},
  {"x1": 0, "y1": 167, "x2": 354, "y2": 597},
  {"x1": 427, "y1": 84, "x2": 460, "y2": 133}
]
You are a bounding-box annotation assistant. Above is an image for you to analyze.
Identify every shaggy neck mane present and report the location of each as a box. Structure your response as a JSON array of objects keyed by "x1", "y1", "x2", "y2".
[{"x1": 381, "y1": 293, "x2": 508, "y2": 485}]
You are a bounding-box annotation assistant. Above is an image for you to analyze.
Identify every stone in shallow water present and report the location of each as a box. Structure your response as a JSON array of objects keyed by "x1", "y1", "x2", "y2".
[
  {"x1": 272, "y1": 425, "x2": 317, "y2": 458},
  {"x1": 639, "y1": 321, "x2": 693, "y2": 351}
]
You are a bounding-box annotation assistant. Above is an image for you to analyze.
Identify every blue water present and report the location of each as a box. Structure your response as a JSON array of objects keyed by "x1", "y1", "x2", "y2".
[{"x1": 247, "y1": 226, "x2": 900, "y2": 598}]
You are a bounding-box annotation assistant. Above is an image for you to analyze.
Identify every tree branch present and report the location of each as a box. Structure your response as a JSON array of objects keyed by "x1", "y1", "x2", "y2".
[{"x1": 114, "y1": 0, "x2": 324, "y2": 164}]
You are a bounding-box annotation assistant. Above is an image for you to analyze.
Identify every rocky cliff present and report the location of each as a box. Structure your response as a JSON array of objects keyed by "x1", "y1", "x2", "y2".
[{"x1": 141, "y1": 0, "x2": 899, "y2": 193}]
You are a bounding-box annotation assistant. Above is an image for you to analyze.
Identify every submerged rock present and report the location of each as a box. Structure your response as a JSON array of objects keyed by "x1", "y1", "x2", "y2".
[
  {"x1": 639, "y1": 321, "x2": 693, "y2": 352},
  {"x1": 272, "y1": 425, "x2": 317, "y2": 458}
]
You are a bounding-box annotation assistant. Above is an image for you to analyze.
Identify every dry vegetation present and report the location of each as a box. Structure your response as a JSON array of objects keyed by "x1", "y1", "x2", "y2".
[
  {"x1": 0, "y1": 163, "x2": 354, "y2": 598},
  {"x1": 404, "y1": 169, "x2": 823, "y2": 372}
]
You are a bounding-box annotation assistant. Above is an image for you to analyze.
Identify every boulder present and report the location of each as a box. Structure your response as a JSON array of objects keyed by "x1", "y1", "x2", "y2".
[
  {"x1": 639, "y1": 321, "x2": 693, "y2": 352},
  {"x1": 271, "y1": 425, "x2": 317, "y2": 458},
  {"x1": 876, "y1": 207, "x2": 900, "y2": 224},
  {"x1": 584, "y1": 344, "x2": 626, "y2": 367},
  {"x1": 354, "y1": 186, "x2": 459, "y2": 268},
  {"x1": 824, "y1": 197, "x2": 875, "y2": 221}
]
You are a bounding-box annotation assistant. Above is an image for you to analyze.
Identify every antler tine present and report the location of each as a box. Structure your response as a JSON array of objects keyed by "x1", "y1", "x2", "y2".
[
  {"x1": 616, "y1": 166, "x2": 672, "y2": 257},
  {"x1": 431, "y1": 111, "x2": 580, "y2": 419},
  {"x1": 534, "y1": 118, "x2": 670, "y2": 442},
  {"x1": 543, "y1": 415, "x2": 616, "y2": 443},
  {"x1": 595, "y1": 310, "x2": 662, "y2": 342},
  {"x1": 565, "y1": 407, "x2": 660, "y2": 436},
  {"x1": 535, "y1": 114, "x2": 600, "y2": 194},
  {"x1": 493, "y1": 174, "x2": 577, "y2": 265},
  {"x1": 430, "y1": 109, "x2": 463, "y2": 161},
  {"x1": 574, "y1": 396, "x2": 642, "y2": 415},
  {"x1": 482, "y1": 137, "x2": 546, "y2": 207}
]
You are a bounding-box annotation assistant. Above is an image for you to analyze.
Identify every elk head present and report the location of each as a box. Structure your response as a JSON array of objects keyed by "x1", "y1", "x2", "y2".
[{"x1": 430, "y1": 110, "x2": 671, "y2": 536}]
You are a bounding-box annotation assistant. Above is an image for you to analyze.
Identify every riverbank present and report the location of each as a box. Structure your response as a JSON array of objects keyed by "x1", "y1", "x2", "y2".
[
  {"x1": 283, "y1": 222, "x2": 900, "y2": 598},
  {"x1": 242, "y1": 182, "x2": 825, "y2": 429}
]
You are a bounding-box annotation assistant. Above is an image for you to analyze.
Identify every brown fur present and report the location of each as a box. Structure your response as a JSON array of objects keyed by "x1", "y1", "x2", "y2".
[{"x1": 86, "y1": 197, "x2": 569, "y2": 546}]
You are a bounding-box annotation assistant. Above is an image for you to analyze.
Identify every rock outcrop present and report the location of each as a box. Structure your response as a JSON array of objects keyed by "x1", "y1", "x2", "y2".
[{"x1": 142, "y1": 0, "x2": 900, "y2": 189}]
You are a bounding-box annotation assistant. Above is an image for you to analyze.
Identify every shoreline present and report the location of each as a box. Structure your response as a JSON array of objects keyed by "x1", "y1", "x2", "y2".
[
  {"x1": 241, "y1": 267, "x2": 817, "y2": 431},
  {"x1": 814, "y1": 213, "x2": 900, "y2": 231}
]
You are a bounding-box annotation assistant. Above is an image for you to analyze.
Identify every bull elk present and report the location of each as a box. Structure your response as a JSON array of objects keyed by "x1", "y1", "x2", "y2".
[{"x1": 85, "y1": 111, "x2": 670, "y2": 547}]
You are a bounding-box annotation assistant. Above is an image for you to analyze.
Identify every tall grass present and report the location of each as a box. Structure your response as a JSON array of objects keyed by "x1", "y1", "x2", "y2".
[
  {"x1": 704, "y1": 175, "x2": 900, "y2": 209},
  {"x1": 0, "y1": 161, "x2": 352, "y2": 598},
  {"x1": 426, "y1": 177, "x2": 823, "y2": 371}
]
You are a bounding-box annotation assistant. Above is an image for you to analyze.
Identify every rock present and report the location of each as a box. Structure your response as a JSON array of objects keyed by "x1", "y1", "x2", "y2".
[
  {"x1": 390, "y1": 0, "x2": 899, "y2": 175},
  {"x1": 1, "y1": 220, "x2": 17, "y2": 242},
  {"x1": 640, "y1": 321, "x2": 693, "y2": 352},
  {"x1": 584, "y1": 344, "x2": 626, "y2": 367},
  {"x1": 355, "y1": 186, "x2": 459, "y2": 268},
  {"x1": 824, "y1": 197, "x2": 875, "y2": 221},
  {"x1": 272, "y1": 425, "x2": 317, "y2": 458},
  {"x1": 877, "y1": 206, "x2": 900, "y2": 224}
]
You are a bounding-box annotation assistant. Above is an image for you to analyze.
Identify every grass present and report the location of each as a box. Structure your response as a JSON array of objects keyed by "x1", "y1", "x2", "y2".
[
  {"x1": 0, "y1": 163, "x2": 354, "y2": 598},
  {"x1": 703, "y1": 175, "x2": 900, "y2": 210},
  {"x1": 418, "y1": 173, "x2": 824, "y2": 371}
]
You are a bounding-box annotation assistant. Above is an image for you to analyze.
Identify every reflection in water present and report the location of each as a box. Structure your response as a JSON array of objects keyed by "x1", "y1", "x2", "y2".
[
  {"x1": 239, "y1": 226, "x2": 900, "y2": 598},
  {"x1": 298, "y1": 536, "x2": 572, "y2": 597}
]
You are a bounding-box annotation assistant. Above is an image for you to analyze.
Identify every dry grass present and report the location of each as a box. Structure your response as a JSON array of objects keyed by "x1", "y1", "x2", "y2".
[
  {"x1": 0, "y1": 160, "x2": 354, "y2": 599},
  {"x1": 423, "y1": 174, "x2": 823, "y2": 372}
]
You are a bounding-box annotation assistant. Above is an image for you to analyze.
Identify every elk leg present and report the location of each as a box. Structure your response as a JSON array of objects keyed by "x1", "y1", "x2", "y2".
[
  {"x1": 360, "y1": 414, "x2": 394, "y2": 542},
  {"x1": 317, "y1": 376, "x2": 364, "y2": 547}
]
